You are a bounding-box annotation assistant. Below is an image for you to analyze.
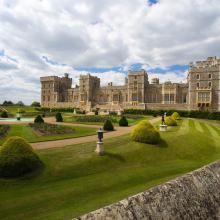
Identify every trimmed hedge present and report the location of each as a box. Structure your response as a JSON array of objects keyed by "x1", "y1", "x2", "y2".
[
  {"x1": 124, "y1": 109, "x2": 220, "y2": 120},
  {"x1": 165, "y1": 116, "x2": 177, "y2": 126},
  {"x1": 171, "y1": 112, "x2": 181, "y2": 120},
  {"x1": 119, "y1": 116, "x2": 128, "y2": 127},
  {"x1": 103, "y1": 119, "x2": 114, "y2": 131},
  {"x1": 131, "y1": 120, "x2": 160, "y2": 144},
  {"x1": 55, "y1": 112, "x2": 63, "y2": 122},
  {"x1": 34, "y1": 115, "x2": 44, "y2": 123},
  {"x1": 0, "y1": 137, "x2": 42, "y2": 178}
]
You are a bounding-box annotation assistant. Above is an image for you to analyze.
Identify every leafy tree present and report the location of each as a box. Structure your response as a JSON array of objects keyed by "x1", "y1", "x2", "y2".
[
  {"x1": 16, "y1": 101, "x2": 25, "y2": 106},
  {"x1": 1, "y1": 111, "x2": 8, "y2": 118},
  {"x1": 31, "y1": 101, "x2": 41, "y2": 107},
  {"x1": 2, "y1": 101, "x2": 14, "y2": 106}
]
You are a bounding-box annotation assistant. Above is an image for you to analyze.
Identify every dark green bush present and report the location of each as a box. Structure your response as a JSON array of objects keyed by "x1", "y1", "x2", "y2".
[
  {"x1": 131, "y1": 120, "x2": 160, "y2": 144},
  {"x1": 55, "y1": 112, "x2": 63, "y2": 122},
  {"x1": 0, "y1": 137, "x2": 42, "y2": 178},
  {"x1": 34, "y1": 115, "x2": 44, "y2": 123},
  {"x1": 165, "y1": 116, "x2": 177, "y2": 126},
  {"x1": 103, "y1": 119, "x2": 114, "y2": 131},
  {"x1": 119, "y1": 116, "x2": 128, "y2": 127},
  {"x1": 1, "y1": 111, "x2": 8, "y2": 118}
]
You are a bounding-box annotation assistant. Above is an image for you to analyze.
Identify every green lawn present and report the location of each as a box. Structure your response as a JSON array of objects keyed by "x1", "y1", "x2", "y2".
[
  {"x1": 0, "y1": 119, "x2": 220, "y2": 220},
  {"x1": 3, "y1": 106, "x2": 39, "y2": 114},
  {"x1": 0, "y1": 124, "x2": 97, "y2": 145}
]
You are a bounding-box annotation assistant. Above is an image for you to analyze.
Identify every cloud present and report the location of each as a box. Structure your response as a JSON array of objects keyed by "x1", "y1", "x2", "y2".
[{"x1": 0, "y1": 0, "x2": 220, "y2": 103}]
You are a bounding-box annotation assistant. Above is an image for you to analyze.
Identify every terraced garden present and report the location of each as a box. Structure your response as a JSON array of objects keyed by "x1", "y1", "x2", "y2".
[{"x1": 0, "y1": 118, "x2": 220, "y2": 220}]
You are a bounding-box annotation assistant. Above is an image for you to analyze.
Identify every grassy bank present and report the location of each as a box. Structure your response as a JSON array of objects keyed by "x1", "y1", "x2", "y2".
[{"x1": 0, "y1": 119, "x2": 220, "y2": 220}]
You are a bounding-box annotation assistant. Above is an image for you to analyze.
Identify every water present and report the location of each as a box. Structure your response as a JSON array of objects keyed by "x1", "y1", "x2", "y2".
[{"x1": 0, "y1": 118, "x2": 34, "y2": 122}]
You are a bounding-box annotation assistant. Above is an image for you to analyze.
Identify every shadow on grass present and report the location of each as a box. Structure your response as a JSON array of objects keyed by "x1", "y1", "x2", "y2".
[
  {"x1": 104, "y1": 152, "x2": 126, "y2": 162},
  {"x1": 158, "y1": 138, "x2": 168, "y2": 148}
]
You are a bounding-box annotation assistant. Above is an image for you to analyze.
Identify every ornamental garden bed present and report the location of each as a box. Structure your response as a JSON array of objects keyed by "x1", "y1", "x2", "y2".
[
  {"x1": 29, "y1": 123, "x2": 75, "y2": 135},
  {"x1": 0, "y1": 125, "x2": 10, "y2": 138}
]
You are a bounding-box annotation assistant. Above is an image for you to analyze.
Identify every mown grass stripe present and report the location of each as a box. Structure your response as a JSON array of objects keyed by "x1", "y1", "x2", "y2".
[
  {"x1": 203, "y1": 123, "x2": 219, "y2": 139},
  {"x1": 194, "y1": 121, "x2": 204, "y2": 133}
]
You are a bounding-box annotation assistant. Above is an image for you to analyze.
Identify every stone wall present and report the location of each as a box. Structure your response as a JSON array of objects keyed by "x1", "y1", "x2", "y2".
[{"x1": 76, "y1": 160, "x2": 220, "y2": 220}]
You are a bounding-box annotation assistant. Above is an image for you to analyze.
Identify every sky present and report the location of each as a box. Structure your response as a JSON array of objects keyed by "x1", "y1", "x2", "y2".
[{"x1": 1, "y1": 0, "x2": 220, "y2": 104}]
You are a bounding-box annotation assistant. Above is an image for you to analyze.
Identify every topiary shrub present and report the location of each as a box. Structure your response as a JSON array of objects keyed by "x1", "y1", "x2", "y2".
[
  {"x1": 103, "y1": 119, "x2": 114, "y2": 131},
  {"x1": 165, "y1": 116, "x2": 177, "y2": 126},
  {"x1": 55, "y1": 112, "x2": 63, "y2": 122},
  {"x1": 0, "y1": 137, "x2": 42, "y2": 178},
  {"x1": 119, "y1": 116, "x2": 128, "y2": 127},
  {"x1": 1, "y1": 111, "x2": 8, "y2": 118},
  {"x1": 34, "y1": 115, "x2": 44, "y2": 123},
  {"x1": 171, "y1": 112, "x2": 181, "y2": 120},
  {"x1": 131, "y1": 120, "x2": 160, "y2": 144}
]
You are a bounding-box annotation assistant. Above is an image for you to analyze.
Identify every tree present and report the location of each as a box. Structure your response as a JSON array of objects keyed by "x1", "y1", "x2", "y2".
[
  {"x1": 2, "y1": 101, "x2": 14, "y2": 106},
  {"x1": 119, "y1": 116, "x2": 128, "y2": 127},
  {"x1": 31, "y1": 101, "x2": 41, "y2": 107},
  {"x1": 16, "y1": 101, "x2": 25, "y2": 106},
  {"x1": 1, "y1": 111, "x2": 8, "y2": 118}
]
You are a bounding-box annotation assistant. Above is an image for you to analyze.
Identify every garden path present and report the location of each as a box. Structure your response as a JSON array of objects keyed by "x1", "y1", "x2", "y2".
[{"x1": 32, "y1": 117, "x2": 161, "y2": 150}]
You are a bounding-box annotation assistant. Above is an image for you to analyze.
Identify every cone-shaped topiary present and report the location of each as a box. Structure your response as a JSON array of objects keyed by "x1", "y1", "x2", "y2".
[
  {"x1": 34, "y1": 115, "x2": 44, "y2": 123},
  {"x1": 1, "y1": 111, "x2": 8, "y2": 118},
  {"x1": 171, "y1": 112, "x2": 181, "y2": 120},
  {"x1": 131, "y1": 120, "x2": 160, "y2": 144},
  {"x1": 55, "y1": 112, "x2": 63, "y2": 122},
  {"x1": 0, "y1": 137, "x2": 42, "y2": 178},
  {"x1": 119, "y1": 116, "x2": 128, "y2": 127},
  {"x1": 103, "y1": 119, "x2": 114, "y2": 131},
  {"x1": 165, "y1": 116, "x2": 177, "y2": 126}
]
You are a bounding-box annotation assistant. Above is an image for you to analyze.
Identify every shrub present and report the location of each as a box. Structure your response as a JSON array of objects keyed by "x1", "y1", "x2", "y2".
[
  {"x1": 1, "y1": 111, "x2": 8, "y2": 118},
  {"x1": 74, "y1": 115, "x2": 117, "y2": 123},
  {"x1": 0, "y1": 137, "x2": 42, "y2": 178},
  {"x1": 103, "y1": 119, "x2": 114, "y2": 131},
  {"x1": 119, "y1": 116, "x2": 128, "y2": 127},
  {"x1": 131, "y1": 120, "x2": 160, "y2": 144},
  {"x1": 34, "y1": 115, "x2": 44, "y2": 123},
  {"x1": 172, "y1": 112, "x2": 181, "y2": 120},
  {"x1": 165, "y1": 116, "x2": 177, "y2": 126},
  {"x1": 55, "y1": 112, "x2": 63, "y2": 122}
]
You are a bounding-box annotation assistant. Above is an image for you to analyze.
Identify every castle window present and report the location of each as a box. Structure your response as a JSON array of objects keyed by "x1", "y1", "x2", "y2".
[
  {"x1": 132, "y1": 93, "x2": 138, "y2": 101},
  {"x1": 209, "y1": 82, "x2": 212, "y2": 87},
  {"x1": 43, "y1": 96, "x2": 45, "y2": 101},
  {"x1": 196, "y1": 74, "x2": 200, "y2": 79},
  {"x1": 209, "y1": 73, "x2": 212, "y2": 79},
  {"x1": 197, "y1": 82, "x2": 200, "y2": 88},
  {"x1": 48, "y1": 96, "x2": 50, "y2": 101}
]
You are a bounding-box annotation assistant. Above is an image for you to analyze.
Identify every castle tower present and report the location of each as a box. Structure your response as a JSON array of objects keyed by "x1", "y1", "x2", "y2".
[{"x1": 127, "y1": 69, "x2": 148, "y2": 106}]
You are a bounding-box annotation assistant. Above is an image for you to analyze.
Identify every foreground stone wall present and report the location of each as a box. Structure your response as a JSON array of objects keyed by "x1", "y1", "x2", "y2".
[{"x1": 76, "y1": 161, "x2": 220, "y2": 220}]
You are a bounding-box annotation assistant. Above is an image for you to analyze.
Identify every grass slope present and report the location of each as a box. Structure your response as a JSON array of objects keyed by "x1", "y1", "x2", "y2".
[
  {"x1": 0, "y1": 124, "x2": 96, "y2": 145},
  {"x1": 0, "y1": 119, "x2": 220, "y2": 220}
]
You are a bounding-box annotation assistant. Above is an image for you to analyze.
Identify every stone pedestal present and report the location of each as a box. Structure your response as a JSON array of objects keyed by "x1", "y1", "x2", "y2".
[
  {"x1": 95, "y1": 142, "x2": 104, "y2": 155},
  {"x1": 160, "y1": 124, "x2": 167, "y2": 132}
]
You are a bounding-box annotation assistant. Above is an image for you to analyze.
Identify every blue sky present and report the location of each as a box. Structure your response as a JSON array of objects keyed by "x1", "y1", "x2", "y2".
[{"x1": 1, "y1": 0, "x2": 220, "y2": 104}]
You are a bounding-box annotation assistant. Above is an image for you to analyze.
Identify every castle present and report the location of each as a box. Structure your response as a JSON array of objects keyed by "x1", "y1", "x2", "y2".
[{"x1": 40, "y1": 56, "x2": 220, "y2": 112}]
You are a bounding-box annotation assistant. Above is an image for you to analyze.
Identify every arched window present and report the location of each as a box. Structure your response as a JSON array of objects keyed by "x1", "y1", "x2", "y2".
[
  {"x1": 197, "y1": 82, "x2": 200, "y2": 88},
  {"x1": 196, "y1": 74, "x2": 200, "y2": 80},
  {"x1": 209, "y1": 73, "x2": 212, "y2": 79},
  {"x1": 209, "y1": 82, "x2": 212, "y2": 87}
]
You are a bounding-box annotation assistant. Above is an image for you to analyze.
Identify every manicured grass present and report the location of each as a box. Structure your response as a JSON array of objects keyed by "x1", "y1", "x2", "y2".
[
  {"x1": 0, "y1": 119, "x2": 220, "y2": 220},
  {"x1": 0, "y1": 124, "x2": 97, "y2": 145},
  {"x1": 3, "y1": 106, "x2": 39, "y2": 115}
]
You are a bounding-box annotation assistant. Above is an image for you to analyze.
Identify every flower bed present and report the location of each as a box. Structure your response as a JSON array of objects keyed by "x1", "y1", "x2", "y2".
[
  {"x1": 0, "y1": 125, "x2": 10, "y2": 138},
  {"x1": 73, "y1": 115, "x2": 118, "y2": 123},
  {"x1": 29, "y1": 123, "x2": 75, "y2": 135}
]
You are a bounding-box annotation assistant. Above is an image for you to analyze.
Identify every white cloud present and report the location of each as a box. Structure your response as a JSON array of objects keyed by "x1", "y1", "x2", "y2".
[{"x1": 1, "y1": 0, "x2": 220, "y2": 103}]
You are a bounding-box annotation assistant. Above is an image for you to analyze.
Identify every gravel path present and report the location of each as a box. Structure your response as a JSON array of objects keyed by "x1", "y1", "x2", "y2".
[{"x1": 32, "y1": 117, "x2": 161, "y2": 150}]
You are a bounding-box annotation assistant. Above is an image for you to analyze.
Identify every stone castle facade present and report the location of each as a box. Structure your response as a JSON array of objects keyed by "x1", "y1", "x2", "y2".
[{"x1": 40, "y1": 57, "x2": 220, "y2": 112}]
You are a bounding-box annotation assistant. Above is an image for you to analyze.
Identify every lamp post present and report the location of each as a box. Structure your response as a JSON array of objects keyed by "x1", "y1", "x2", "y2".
[
  {"x1": 160, "y1": 112, "x2": 167, "y2": 131},
  {"x1": 95, "y1": 128, "x2": 104, "y2": 155}
]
